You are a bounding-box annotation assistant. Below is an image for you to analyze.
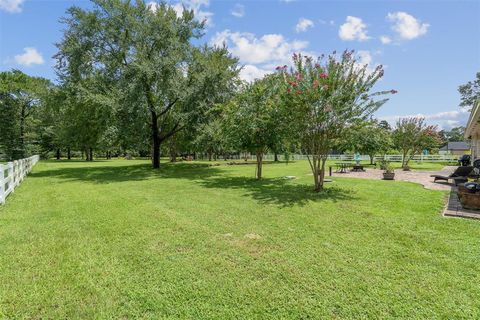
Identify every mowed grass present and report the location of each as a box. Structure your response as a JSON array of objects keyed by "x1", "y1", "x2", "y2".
[{"x1": 0, "y1": 159, "x2": 479, "y2": 319}]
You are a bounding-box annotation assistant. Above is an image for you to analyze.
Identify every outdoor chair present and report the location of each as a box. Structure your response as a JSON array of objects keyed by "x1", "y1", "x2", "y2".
[{"x1": 431, "y1": 166, "x2": 474, "y2": 185}]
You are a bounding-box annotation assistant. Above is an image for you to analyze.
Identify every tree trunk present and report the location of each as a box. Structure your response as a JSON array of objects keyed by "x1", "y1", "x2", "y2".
[
  {"x1": 402, "y1": 150, "x2": 408, "y2": 168},
  {"x1": 208, "y1": 152, "x2": 212, "y2": 161},
  {"x1": 56, "y1": 148, "x2": 61, "y2": 160},
  {"x1": 169, "y1": 144, "x2": 176, "y2": 163},
  {"x1": 369, "y1": 155, "x2": 374, "y2": 165},
  {"x1": 19, "y1": 103, "x2": 26, "y2": 158},
  {"x1": 274, "y1": 152, "x2": 279, "y2": 162},
  {"x1": 151, "y1": 111, "x2": 160, "y2": 169},
  {"x1": 312, "y1": 156, "x2": 321, "y2": 192},
  {"x1": 256, "y1": 150, "x2": 263, "y2": 180},
  {"x1": 89, "y1": 147, "x2": 93, "y2": 161},
  {"x1": 311, "y1": 155, "x2": 327, "y2": 192},
  {"x1": 67, "y1": 147, "x2": 71, "y2": 160}
]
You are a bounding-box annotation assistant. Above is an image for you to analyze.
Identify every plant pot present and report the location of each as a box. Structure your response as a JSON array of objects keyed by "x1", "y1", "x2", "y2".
[
  {"x1": 383, "y1": 172, "x2": 395, "y2": 180},
  {"x1": 457, "y1": 189, "x2": 480, "y2": 210}
]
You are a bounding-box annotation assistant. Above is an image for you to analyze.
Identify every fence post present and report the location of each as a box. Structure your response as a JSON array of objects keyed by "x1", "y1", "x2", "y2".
[
  {"x1": 7, "y1": 162, "x2": 14, "y2": 194},
  {"x1": 0, "y1": 164, "x2": 4, "y2": 205}
]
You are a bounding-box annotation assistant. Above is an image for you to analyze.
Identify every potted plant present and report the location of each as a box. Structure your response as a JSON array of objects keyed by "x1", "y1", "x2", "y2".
[{"x1": 383, "y1": 163, "x2": 395, "y2": 180}]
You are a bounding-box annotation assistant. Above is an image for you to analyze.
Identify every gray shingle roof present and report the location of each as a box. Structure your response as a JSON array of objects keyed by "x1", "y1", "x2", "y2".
[{"x1": 439, "y1": 141, "x2": 470, "y2": 151}]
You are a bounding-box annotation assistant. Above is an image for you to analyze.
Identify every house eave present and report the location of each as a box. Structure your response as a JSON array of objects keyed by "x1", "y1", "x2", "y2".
[{"x1": 465, "y1": 100, "x2": 480, "y2": 139}]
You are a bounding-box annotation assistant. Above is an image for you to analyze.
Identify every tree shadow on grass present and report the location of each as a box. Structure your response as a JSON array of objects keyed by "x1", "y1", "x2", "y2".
[
  {"x1": 30, "y1": 162, "x2": 222, "y2": 184},
  {"x1": 198, "y1": 176, "x2": 357, "y2": 207}
]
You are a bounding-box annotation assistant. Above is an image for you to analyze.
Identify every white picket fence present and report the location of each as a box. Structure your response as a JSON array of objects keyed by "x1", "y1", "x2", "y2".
[{"x1": 0, "y1": 155, "x2": 39, "y2": 205}]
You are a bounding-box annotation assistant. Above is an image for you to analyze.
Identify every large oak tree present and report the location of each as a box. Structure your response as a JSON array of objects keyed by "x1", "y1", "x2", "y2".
[{"x1": 56, "y1": 0, "x2": 238, "y2": 168}]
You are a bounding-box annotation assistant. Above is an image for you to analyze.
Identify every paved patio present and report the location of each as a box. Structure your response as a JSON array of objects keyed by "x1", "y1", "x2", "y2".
[
  {"x1": 443, "y1": 188, "x2": 480, "y2": 220},
  {"x1": 330, "y1": 166, "x2": 456, "y2": 190}
]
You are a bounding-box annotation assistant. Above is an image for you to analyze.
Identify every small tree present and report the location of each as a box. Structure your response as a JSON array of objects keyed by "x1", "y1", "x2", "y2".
[
  {"x1": 392, "y1": 117, "x2": 440, "y2": 168},
  {"x1": 458, "y1": 72, "x2": 480, "y2": 109},
  {"x1": 227, "y1": 75, "x2": 285, "y2": 179},
  {"x1": 342, "y1": 121, "x2": 392, "y2": 164},
  {"x1": 280, "y1": 51, "x2": 395, "y2": 192}
]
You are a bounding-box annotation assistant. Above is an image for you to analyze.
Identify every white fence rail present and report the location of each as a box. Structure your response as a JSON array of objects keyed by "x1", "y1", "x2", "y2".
[
  {"x1": 224, "y1": 153, "x2": 460, "y2": 163},
  {"x1": 0, "y1": 155, "x2": 39, "y2": 205}
]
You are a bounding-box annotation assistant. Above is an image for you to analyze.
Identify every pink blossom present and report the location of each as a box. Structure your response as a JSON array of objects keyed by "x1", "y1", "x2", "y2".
[{"x1": 320, "y1": 73, "x2": 328, "y2": 79}]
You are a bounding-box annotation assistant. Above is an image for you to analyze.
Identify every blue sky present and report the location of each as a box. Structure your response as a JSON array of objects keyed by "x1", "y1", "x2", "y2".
[{"x1": 1, "y1": 0, "x2": 479, "y2": 129}]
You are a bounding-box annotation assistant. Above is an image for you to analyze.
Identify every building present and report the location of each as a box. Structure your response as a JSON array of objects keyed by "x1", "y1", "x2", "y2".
[
  {"x1": 439, "y1": 141, "x2": 471, "y2": 155},
  {"x1": 464, "y1": 100, "x2": 480, "y2": 159}
]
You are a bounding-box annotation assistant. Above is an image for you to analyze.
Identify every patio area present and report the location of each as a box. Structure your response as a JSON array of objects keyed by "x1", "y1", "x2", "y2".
[{"x1": 331, "y1": 165, "x2": 456, "y2": 191}]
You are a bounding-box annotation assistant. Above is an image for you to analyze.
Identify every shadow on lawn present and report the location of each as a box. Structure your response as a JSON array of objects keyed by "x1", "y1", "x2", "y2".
[
  {"x1": 198, "y1": 176, "x2": 357, "y2": 207},
  {"x1": 30, "y1": 162, "x2": 221, "y2": 183},
  {"x1": 31, "y1": 161, "x2": 356, "y2": 206}
]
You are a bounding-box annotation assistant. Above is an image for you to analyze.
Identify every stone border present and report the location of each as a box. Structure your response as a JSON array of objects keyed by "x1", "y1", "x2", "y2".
[{"x1": 443, "y1": 187, "x2": 480, "y2": 220}]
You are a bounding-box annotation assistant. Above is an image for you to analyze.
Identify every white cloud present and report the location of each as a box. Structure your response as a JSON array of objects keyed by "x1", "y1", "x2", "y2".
[
  {"x1": 14, "y1": 47, "x2": 44, "y2": 66},
  {"x1": 295, "y1": 18, "x2": 314, "y2": 33},
  {"x1": 387, "y1": 12, "x2": 429, "y2": 40},
  {"x1": 380, "y1": 109, "x2": 469, "y2": 130},
  {"x1": 211, "y1": 30, "x2": 312, "y2": 81},
  {"x1": 240, "y1": 65, "x2": 271, "y2": 82},
  {"x1": 357, "y1": 50, "x2": 372, "y2": 66},
  {"x1": 231, "y1": 3, "x2": 244, "y2": 18},
  {"x1": 355, "y1": 50, "x2": 383, "y2": 75},
  {"x1": 339, "y1": 16, "x2": 370, "y2": 41},
  {"x1": 149, "y1": 0, "x2": 214, "y2": 27},
  {"x1": 0, "y1": 0, "x2": 24, "y2": 13},
  {"x1": 380, "y1": 36, "x2": 392, "y2": 44},
  {"x1": 211, "y1": 30, "x2": 308, "y2": 65},
  {"x1": 174, "y1": 0, "x2": 213, "y2": 27}
]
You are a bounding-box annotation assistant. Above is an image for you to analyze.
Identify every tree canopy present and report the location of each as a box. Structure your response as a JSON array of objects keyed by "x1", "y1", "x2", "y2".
[{"x1": 279, "y1": 51, "x2": 395, "y2": 191}]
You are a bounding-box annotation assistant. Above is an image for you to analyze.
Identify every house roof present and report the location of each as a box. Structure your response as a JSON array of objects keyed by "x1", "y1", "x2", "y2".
[
  {"x1": 439, "y1": 141, "x2": 470, "y2": 151},
  {"x1": 465, "y1": 100, "x2": 480, "y2": 138}
]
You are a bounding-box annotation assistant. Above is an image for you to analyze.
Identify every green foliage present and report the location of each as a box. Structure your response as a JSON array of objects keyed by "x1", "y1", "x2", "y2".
[
  {"x1": 0, "y1": 70, "x2": 51, "y2": 160},
  {"x1": 458, "y1": 72, "x2": 480, "y2": 109},
  {"x1": 226, "y1": 75, "x2": 287, "y2": 179},
  {"x1": 280, "y1": 50, "x2": 394, "y2": 191},
  {"x1": 341, "y1": 120, "x2": 393, "y2": 163},
  {"x1": 55, "y1": 0, "x2": 239, "y2": 167},
  {"x1": 392, "y1": 117, "x2": 441, "y2": 168},
  {"x1": 438, "y1": 126, "x2": 466, "y2": 143}
]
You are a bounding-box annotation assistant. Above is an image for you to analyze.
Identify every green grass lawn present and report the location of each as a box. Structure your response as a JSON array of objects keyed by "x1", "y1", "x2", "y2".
[{"x1": 1, "y1": 159, "x2": 479, "y2": 318}]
